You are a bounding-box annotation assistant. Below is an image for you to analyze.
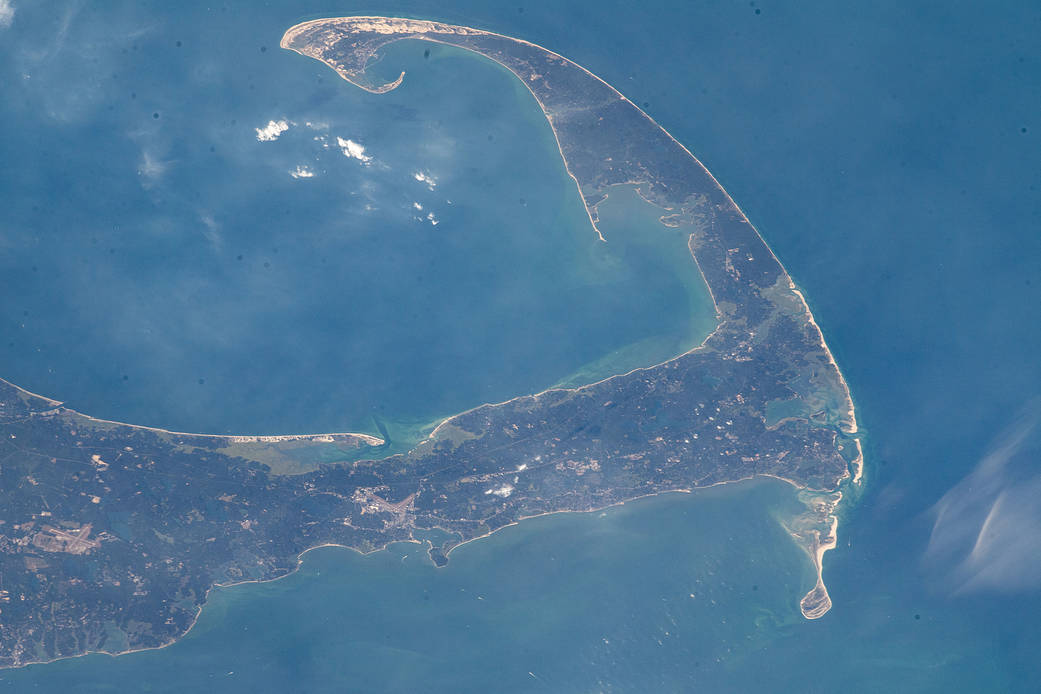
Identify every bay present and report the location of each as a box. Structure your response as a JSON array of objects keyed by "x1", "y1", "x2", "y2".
[
  {"x1": 0, "y1": 8, "x2": 712, "y2": 450},
  {"x1": 1, "y1": 0, "x2": 1040, "y2": 691}
]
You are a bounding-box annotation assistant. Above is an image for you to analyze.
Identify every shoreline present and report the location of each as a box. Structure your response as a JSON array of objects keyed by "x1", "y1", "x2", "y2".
[
  {"x1": 282, "y1": 17, "x2": 859, "y2": 462},
  {"x1": 2, "y1": 473, "x2": 829, "y2": 672},
  {"x1": 1, "y1": 16, "x2": 863, "y2": 670},
  {"x1": 798, "y1": 511, "x2": 840, "y2": 620},
  {"x1": 299, "y1": 15, "x2": 863, "y2": 623},
  {"x1": 788, "y1": 286, "x2": 860, "y2": 436},
  {"x1": 5, "y1": 18, "x2": 861, "y2": 479},
  {"x1": 0, "y1": 377, "x2": 385, "y2": 448}
]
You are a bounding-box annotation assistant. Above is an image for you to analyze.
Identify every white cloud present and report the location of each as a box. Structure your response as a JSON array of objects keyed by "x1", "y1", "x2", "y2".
[
  {"x1": 484, "y1": 484, "x2": 513, "y2": 498},
  {"x1": 137, "y1": 150, "x2": 167, "y2": 183},
  {"x1": 413, "y1": 170, "x2": 437, "y2": 190},
  {"x1": 290, "y1": 165, "x2": 315, "y2": 179},
  {"x1": 336, "y1": 136, "x2": 372, "y2": 163},
  {"x1": 199, "y1": 213, "x2": 223, "y2": 249},
  {"x1": 411, "y1": 203, "x2": 438, "y2": 226},
  {"x1": 924, "y1": 402, "x2": 1041, "y2": 594},
  {"x1": 305, "y1": 121, "x2": 329, "y2": 130},
  {"x1": 255, "y1": 119, "x2": 289, "y2": 142},
  {"x1": 0, "y1": 0, "x2": 14, "y2": 28}
]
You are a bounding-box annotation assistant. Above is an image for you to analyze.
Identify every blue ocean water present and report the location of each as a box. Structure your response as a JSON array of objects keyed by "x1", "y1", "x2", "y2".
[
  {"x1": 1, "y1": 1, "x2": 1040, "y2": 691},
  {"x1": 0, "y1": 7, "x2": 713, "y2": 446}
]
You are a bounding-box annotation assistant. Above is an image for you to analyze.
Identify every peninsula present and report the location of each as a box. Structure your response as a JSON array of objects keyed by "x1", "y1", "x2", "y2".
[{"x1": 0, "y1": 17, "x2": 861, "y2": 669}]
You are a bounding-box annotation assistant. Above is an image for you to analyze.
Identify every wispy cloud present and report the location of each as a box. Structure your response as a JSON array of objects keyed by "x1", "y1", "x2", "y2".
[
  {"x1": 255, "y1": 119, "x2": 289, "y2": 142},
  {"x1": 199, "y1": 212, "x2": 223, "y2": 250},
  {"x1": 336, "y1": 136, "x2": 372, "y2": 164},
  {"x1": 923, "y1": 402, "x2": 1041, "y2": 594},
  {"x1": 137, "y1": 150, "x2": 168, "y2": 185},
  {"x1": 0, "y1": 0, "x2": 14, "y2": 28}
]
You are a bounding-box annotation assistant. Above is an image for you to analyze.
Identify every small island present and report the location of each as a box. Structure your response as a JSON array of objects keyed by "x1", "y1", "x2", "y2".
[{"x1": 0, "y1": 17, "x2": 861, "y2": 669}]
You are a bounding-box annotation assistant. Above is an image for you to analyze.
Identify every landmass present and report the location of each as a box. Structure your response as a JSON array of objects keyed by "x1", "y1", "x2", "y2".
[{"x1": 0, "y1": 17, "x2": 862, "y2": 669}]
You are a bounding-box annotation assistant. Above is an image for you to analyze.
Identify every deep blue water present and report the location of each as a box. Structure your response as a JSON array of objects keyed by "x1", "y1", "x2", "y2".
[{"x1": 2, "y1": 0, "x2": 1040, "y2": 691}]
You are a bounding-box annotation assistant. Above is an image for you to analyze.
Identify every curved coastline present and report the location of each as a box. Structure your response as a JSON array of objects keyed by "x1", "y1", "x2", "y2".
[
  {"x1": 281, "y1": 15, "x2": 860, "y2": 432},
  {"x1": 0, "y1": 16, "x2": 861, "y2": 669},
  {"x1": 280, "y1": 14, "x2": 862, "y2": 615}
]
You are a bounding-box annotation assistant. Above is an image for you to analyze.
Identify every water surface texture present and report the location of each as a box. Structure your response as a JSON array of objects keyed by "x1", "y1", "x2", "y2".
[
  {"x1": 1, "y1": 1, "x2": 1039, "y2": 691},
  {"x1": 1, "y1": 18, "x2": 713, "y2": 446}
]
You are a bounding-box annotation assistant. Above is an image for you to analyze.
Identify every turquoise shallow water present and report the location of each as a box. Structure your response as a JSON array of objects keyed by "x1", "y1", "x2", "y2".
[{"x1": 2, "y1": 0, "x2": 1040, "y2": 691}]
